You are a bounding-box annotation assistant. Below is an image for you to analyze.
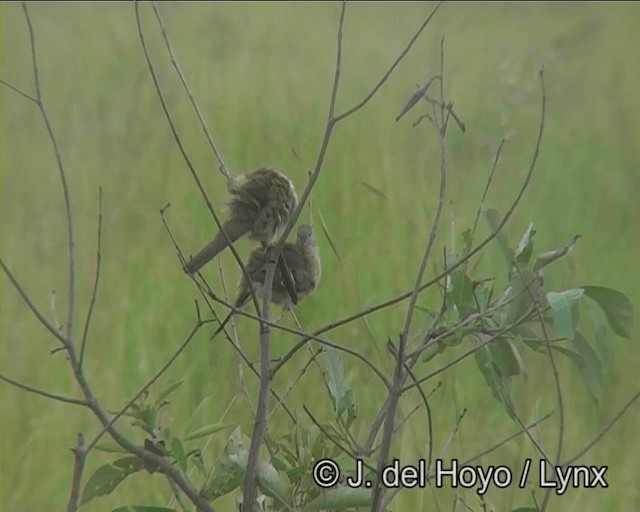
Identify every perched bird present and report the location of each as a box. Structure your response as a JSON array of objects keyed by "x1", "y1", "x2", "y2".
[
  {"x1": 184, "y1": 168, "x2": 298, "y2": 274},
  {"x1": 235, "y1": 224, "x2": 321, "y2": 309},
  {"x1": 212, "y1": 224, "x2": 321, "y2": 339}
]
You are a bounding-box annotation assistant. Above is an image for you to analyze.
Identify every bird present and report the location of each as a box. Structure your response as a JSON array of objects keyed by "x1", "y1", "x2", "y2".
[
  {"x1": 184, "y1": 168, "x2": 298, "y2": 274},
  {"x1": 235, "y1": 223, "x2": 321, "y2": 309},
  {"x1": 212, "y1": 224, "x2": 321, "y2": 339}
]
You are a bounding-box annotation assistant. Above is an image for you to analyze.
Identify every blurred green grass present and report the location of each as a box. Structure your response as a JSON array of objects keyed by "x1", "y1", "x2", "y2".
[{"x1": 1, "y1": 2, "x2": 639, "y2": 511}]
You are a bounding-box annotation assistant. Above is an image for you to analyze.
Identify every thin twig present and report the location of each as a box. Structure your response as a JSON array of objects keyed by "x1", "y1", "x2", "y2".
[
  {"x1": 23, "y1": 2, "x2": 76, "y2": 342},
  {"x1": 0, "y1": 373, "x2": 86, "y2": 407},
  {"x1": 134, "y1": 2, "x2": 259, "y2": 314},
  {"x1": 274, "y1": 47, "x2": 547, "y2": 370},
  {"x1": 0, "y1": 78, "x2": 37, "y2": 103},
  {"x1": 372, "y1": 37, "x2": 450, "y2": 512},
  {"x1": 86, "y1": 318, "x2": 206, "y2": 451},
  {"x1": 405, "y1": 367, "x2": 435, "y2": 472},
  {"x1": 471, "y1": 140, "x2": 505, "y2": 238},
  {"x1": 460, "y1": 411, "x2": 554, "y2": 467},
  {"x1": 150, "y1": 1, "x2": 230, "y2": 179},
  {"x1": 334, "y1": 1, "x2": 444, "y2": 123},
  {"x1": 159, "y1": 207, "x2": 297, "y2": 423},
  {"x1": 268, "y1": 0, "x2": 347, "y2": 259},
  {"x1": 404, "y1": 308, "x2": 542, "y2": 392},
  {"x1": 80, "y1": 187, "x2": 103, "y2": 367},
  {"x1": 0, "y1": 257, "x2": 68, "y2": 345},
  {"x1": 303, "y1": 406, "x2": 377, "y2": 473},
  {"x1": 561, "y1": 387, "x2": 640, "y2": 466}
]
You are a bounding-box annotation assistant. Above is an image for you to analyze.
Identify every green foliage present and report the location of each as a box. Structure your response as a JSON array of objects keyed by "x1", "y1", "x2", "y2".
[
  {"x1": 423, "y1": 216, "x2": 635, "y2": 418},
  {"x1": 82, "y1": 457, "x2": 145, "y2": 505}
]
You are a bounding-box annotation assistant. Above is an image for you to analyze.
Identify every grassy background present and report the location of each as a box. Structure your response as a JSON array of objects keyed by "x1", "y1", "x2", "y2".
[{"x1": 2, "y1": 2, "x2": 639, "y2": 511}]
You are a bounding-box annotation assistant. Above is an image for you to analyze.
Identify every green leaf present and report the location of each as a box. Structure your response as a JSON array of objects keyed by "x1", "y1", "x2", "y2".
[
  {"x1": 201, "y1": 454, "x2": 244, "y2": 500},
  {"x1": 82, "y1": 457, "x2": 144, "y2": 505},
  {"x1": 461, "y1": 227, "x2": 473, "y2": 254},
  {"x1": 303, "y1": 487, "x2": 372, "y2": 511},
  {"x1": 511, "y1": 508, "x2": 538, "y2": 512},
  {"x1": 155, "y1": 379, "x2": 184, "y2": 406},
  {"x1": 320, "y1": 348, "x2": 352, "y2": 419},
  {"x1": 170, "y1": 437, "x2": 187, "y2": 473},
  {"x1": 547, "y1": 288, "x2": 585, "y2": 340},
  {"x1": 225, "y1": 426, "x2": 245, "y2": 455},
  {"x1": 95, "y1": 442, "x2": 127, "y2": 454},
  {"x1": 571, "y1": 330, "x2": 604, "y2": 401},
  {"x1": 585, "y1": 299, "x2": 610, "y2": 367},
  {"x1": 191, "y1": 451, "x2": 208, "y2": 478},
  {"x1": 551, "y1": 345, "x2": 599, "y2": 402},
  {"x1": 185, "y1": 422, "x2": 230, "y2": 442},
  {"x1": 582, "y1": 286, "x2": 634, "y2": 339},
  {"x1": 534, "y1": 234, "x2": 580, "y2": 271},
  {"x1": 485, "y1": 208, "x2": 514, "y2": 264},
  {"x1": 489, "y1": 338, "x2": 523, "y2": 377},
  {"x1": 202, "y1": 443, "x2": 291, "y2": 505},
  {"x1": 514, "y1": 222, "x2": 535, "y2": 265},
  {"x1": 256, "y1": 457, "x2": 291, "y2": 505},
  {"x1": 184, "y1": 395, "x2": 212, "y2": 434},
  {"x1": 503, "y1": 265, "x2": 536, "y2": 324},
  {"x1": 447, "y1": 270, "x2": 476, "y2": 317},
  {"x1": 474, "y1": 338, "x2": 516, "y2": 420}
]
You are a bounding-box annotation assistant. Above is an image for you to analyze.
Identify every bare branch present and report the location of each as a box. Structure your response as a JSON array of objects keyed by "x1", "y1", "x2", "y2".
[
  {"x1": 133, "y1": 2, "x2": 259, "y2": 313},
  {"x1": 0, "y1": 373, "x2": 86, "y2": 407},
  {"x1": 471, "y1": 140, "x2": 505, "y2": 238},
  {"x1": 460, "y1": 411, "x2": 554, "y2": 467},
  {"x1": 372, "y1": 37, "x2": 450, "y2": 512},
  {"x1": 278, "y1": 52, "x2": 547, "y2": 365},
  {"x1": 562, "y1": 387, "x2": 640, "y2": 466},
  {"x1": 22, "y1": 2, "x2": 76, "y2": 341},
  {"x1": 303, "y1": 405, "x2": 377, "y2": 473},
  {"x1": 86, "y1": 319, "x2": 206, "y2": 451},
  {"x1": 0, "y1": 257, "x2": 68, "y2": 346},
  {"x1": 150, "y1": 1, "x2": 230, "y2": 179},
  {"x1": 79, "y1": 187, "x2": 103, "y2": 367},
  {"x1": 402, "y1": 37, "x2": 449, "y2": 346},
  {"x1": 334, "y1": 1, "x2": 444, "y2": 123},
  {"x1": 0, "y1": 78, "x2": 37, "y2": 103},
  {"x1": 67, "y1": 433, "x2": 86, "y2": 512},
  {"x1": 269, "y1": 0, "x2": 347, "y2": 256},
  {"x1": 242, "y1": 249, "x2": 277, "y2": 510}
]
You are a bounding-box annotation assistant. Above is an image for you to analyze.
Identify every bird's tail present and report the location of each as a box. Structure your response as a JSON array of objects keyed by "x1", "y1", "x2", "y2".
[{"x1": 184, "y1": 216, "x2": 248, "y2": 274}]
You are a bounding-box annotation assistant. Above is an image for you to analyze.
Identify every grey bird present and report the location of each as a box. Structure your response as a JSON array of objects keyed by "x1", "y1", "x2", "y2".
[
  {"x1": 235, "y1": 223, "x2": 321, "y2": 309},
  {"x1": 211, "y1": 224, "x2": 321, "y2": 339},
  {"x1": 185, "y1": 168, "x2": 298, "y2": 274}
]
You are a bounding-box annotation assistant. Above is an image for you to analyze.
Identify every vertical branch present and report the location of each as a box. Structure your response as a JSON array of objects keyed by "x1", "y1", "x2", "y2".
[
  {"x1": 79, "y1": 187, "x2": 103, "y2": 367},
  {"x1": 271, "y1": 0, "x2": 346, "y2": 255},
  {"x1": 67, "y1": 433, "x2": 86, "y2": 512},
  {"x1": 22, "y1": 2, "x2": 76, "y2": 341},
  {"x1": 242, "y1": 3, "x2": 347, "y2": 510},
  {"x1": 471, "y1": 139, "x2": 505, "y2": 238},
  {"x1": 401, "y1": 37, "x2": 448, "y2": 345},
  {"x1": 242, "y1": 252, "x2": 277, "y2": 510},
  {"x1": 372, "y1": 38, "x2": 449, "y2": 512}
]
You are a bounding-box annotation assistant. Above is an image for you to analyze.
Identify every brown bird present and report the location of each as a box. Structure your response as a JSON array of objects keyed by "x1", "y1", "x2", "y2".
[
  {"x1": 235, "y1": 223, "x2": 321, "y2": 309},
  {"x1": 212, "y1": 224, "x2": 321, "y2": 339},
  {"x1": 184, "y1": 168, "x2": 298, "y2": 274}
]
